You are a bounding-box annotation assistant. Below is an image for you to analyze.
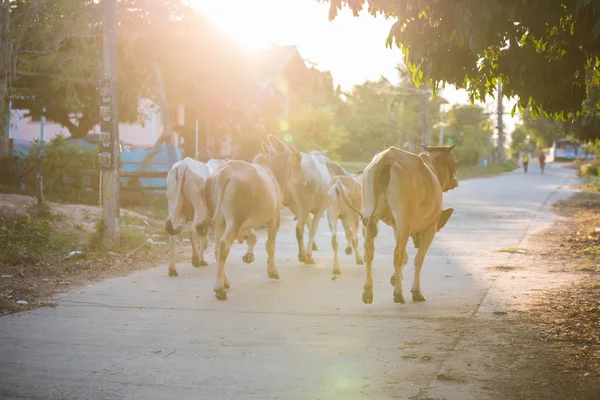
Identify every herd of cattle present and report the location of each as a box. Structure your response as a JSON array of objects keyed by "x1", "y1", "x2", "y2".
[{"x1": 164, "y1": 135, "x2": 459, "y2": 303}]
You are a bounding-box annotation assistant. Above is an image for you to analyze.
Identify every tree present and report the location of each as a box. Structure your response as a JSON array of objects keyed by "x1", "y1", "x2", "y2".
[
  {"x1": 445, "y1": 104, "x2": 494, "y2": 166},
  {"x1": 521, "y1": 107, "x2": 565, "y2": 148},
  {"x1": 284, "y1": 104, "x2": 347, "y2": 157},
  {"x1": 323, "y1": 1, "x2": 600, "y2": 123},
  {"x1": 509, "y1": 126, "x2": 536, "y2": 159},
  {"x1": 335, "y1": 67, "x2": 444, "y2": 161}
]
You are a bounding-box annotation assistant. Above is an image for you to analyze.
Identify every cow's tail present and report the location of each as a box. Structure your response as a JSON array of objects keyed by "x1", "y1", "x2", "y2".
[
  {"x1": 165, "y1": 163, "x2": 187, "y2": 235},
  {"x1": 362, "y1": 152, "x2": 393, "y2": 237},
  {"x1": 334, "y1": 178, "x2": 363, "y2": 219},
  {"x1": 210, "y1": 166, "x2": 231, "y2": 227}
]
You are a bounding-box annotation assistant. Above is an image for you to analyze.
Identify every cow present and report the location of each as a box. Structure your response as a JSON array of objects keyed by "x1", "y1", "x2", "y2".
[
  {"x1": 205, "y1": 135, "x2": 303, "y2": 300},
  {"x1": 165, "y1": 157, "x2": 213, "y2": 276},
  {"x1": 326, "y1": 171, "x2": 364, "y2": 275},
  {"x1": 361, "y1": 145, "x2": 458, "y2": 304},
  {"x1": 164, "y1": 157, "x2": 256, "y2": 277},
  {"x1": 261, "y1": 138, "x2": 334, "y2": 264}
]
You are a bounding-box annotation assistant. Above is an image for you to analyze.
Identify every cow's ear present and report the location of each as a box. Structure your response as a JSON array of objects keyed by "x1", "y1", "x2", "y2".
[
  {"x1": 287, "y1": 143, "x2": 303, "y2": 165},
  {"x1": 447, "y1": 144, "x2": 456, "y2": 151},
  {"x1": 437, "y1": 208, "x2": 454, "y2": 231},
  {"x1": 261, "y1": 141, "x2": 274, "y2": 155},
  {"x1": 268, "y1": 134, "x2": 289, "y2": 153},
  {"x1": 421, "y1": 144, "x2": 433, "y2": 153}
]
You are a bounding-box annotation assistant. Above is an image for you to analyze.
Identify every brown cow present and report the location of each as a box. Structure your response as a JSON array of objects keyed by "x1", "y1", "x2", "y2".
[
  {"x1": 326, "y1": 172, "x2": 364, "y2": 275},
  {"x1": 361, "y1": 145, "x2": 458, "y2": 304},
  {"x1": 205, "y1": 136, "x2": 303, "y2": 300}
]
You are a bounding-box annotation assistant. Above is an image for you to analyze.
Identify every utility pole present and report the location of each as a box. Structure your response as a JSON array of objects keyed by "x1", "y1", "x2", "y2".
[
  {"x1": 99, "y1": 0, "x2": 119, "y2": 244},
  {"x1": 439, "y1": 105, "x2": 445, "y2": 146},
  {"x1": 496, "y1": 82, "x2": 505, "y2": 162},
  {"x1": 422, "y1": 91, "x2": 429, "y2": 146}
]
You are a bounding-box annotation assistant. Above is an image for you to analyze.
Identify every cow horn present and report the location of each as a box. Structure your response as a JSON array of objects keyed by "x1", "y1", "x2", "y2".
[
  {"x1": 447, "y1": 144, "x2": 456, "y2": 151},
  {"x1": 261, "y1": 141, "x2": 274, "y2": 155},
  {"x1": 268, "y1": 134, "x2": 289, "y2": 153},
  {"x1": 421, "y1": 144, "x2": 432, "y2": 153}
]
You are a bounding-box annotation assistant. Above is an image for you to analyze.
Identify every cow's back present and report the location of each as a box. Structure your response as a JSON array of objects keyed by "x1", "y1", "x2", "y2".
[{"x1": 207, "y1": 160, "x2": 281, "y2": 227}]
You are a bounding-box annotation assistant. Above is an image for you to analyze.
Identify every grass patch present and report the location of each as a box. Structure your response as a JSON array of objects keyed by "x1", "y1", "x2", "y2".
[
  {"x1": 497, "y1": 247, "x2": 527, "y2": 254},
  {"x1": 0, "y1": 204, "x2": 78, "y2": 268},
  {"x1": 1, "y1": 202, "x2": 169, "y2": 315},
  {"x1": 489, "y1": 265, "x2": 520, "y2": 271},
  {"x1": 338, "y1": 161, "x2": 367, "y2": 174},
  {"x1": 456, "y1": 160, "x2": 519, "y2": 181}
]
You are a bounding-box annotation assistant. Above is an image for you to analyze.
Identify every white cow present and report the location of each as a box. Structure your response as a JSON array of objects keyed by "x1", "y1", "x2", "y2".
[
  {"x1": 326, "y1": 172, "x2": 364, "y2": 275},
  {"x1": 165, "y1": 157, "x2": 257, "y2": 277}
]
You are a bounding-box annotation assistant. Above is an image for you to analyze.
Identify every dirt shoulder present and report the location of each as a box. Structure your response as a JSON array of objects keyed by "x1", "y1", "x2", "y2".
[
  {"x1": 491, "y1": 189, "x2": 600, "y2": 399},
  {"x1": 0, "y1": 194, "x2": 176, "y2": 315}
]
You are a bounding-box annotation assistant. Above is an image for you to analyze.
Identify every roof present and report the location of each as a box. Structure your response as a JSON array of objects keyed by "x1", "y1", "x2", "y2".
[{"x1": 255, "y1": 45, "x2": 307, "y2": 76}]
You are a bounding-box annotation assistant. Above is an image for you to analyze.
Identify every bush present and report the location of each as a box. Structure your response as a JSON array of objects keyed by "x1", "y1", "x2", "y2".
[
  {"x1": 23, "y1": 136, "x2": 99, "y2": 204},
  {"x1": 580, "y1": 160, "x2": 600, "y2": 177}
]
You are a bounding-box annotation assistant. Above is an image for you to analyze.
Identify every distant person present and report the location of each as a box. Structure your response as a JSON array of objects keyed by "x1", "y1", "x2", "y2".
[
  {"x1": 538, "y1": 152, "x2": 546, "y2": 174},
  {"x1": 522, "y1": 153, "x2": 529, "y2": 174}
]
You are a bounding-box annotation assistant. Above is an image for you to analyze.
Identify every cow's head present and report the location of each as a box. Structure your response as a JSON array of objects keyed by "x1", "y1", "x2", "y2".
[
  {"x1": 422, "y1": 144, "x2": 459, "y2": 192},
  {"x1": 262, "y1": 135, "x2": 305, "y2": 189}
]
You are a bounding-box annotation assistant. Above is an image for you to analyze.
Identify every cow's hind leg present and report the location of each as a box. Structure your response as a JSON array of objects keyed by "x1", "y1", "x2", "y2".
[
  {"x1": 190, "y1": 230, "x2": 206, "y2": 267},
  {"x1": 212, "y1": 218, "x2": 229, "y2": 290},
  {"x1": 391, "y1": 216, "x2": 410, "y2": 304},
  {"x1": 198, "y1": 232, "x2": 209, "y2": 266},
  {"x1": 266, "y1": 218, "x2": 281, "y2": 280},
  {"x1": 327, "y1": 211, "x2": 341, "y2": 275},
  {"x1": 214, "y1": 222, "x2": 239, "y2": 300},
  {"x1": 168, "y1": 234, "x2": 178, "y2": 276},
  {"x1": 296, "y1": 211, "x2": 309, "y2": 263},
  {"x1": 243, "y1": 228, "x2": 257, "y2": 264},
  {"x1": 351, "y1": 217, "x2": 364, "y2": 265},
  {"x1": 362, "y1": 217, "x2": 378, "y2": 304},
  {"x1": 306, "y1": 215, "x2": 318, "y2": 251},
  {"x1": 411, "y1": 227, "x2": 436, "y2": 302},
  {"x1": 305, "y1": 208, "x2": 325, "y2": 264}
]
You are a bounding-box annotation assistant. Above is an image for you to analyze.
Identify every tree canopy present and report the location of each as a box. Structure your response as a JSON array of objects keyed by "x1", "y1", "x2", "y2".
[{"x1": 324, "y1": 0, "x2": 600, "y2": 122}]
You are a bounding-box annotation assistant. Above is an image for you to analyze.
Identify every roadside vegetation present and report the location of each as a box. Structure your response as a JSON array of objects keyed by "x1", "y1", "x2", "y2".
[{"x1": 0, "y1": 194, "x2": 170, "y2": 315}]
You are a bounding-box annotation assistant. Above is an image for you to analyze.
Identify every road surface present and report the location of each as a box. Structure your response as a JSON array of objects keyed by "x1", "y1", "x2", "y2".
[{"x1": 0, "y1": 162, "x2": 579, "y2": 399}]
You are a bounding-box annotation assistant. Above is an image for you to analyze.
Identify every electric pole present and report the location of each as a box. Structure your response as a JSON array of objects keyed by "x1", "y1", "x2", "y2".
[
  {"x1": 99, "y1": 0, "x2": 119, "y2": 244},
  {"x1": 422, "y1": 91, "x2": 429, "y2": 146},
  {"x1": 497, "y1": 82, "x2": 505, "y2": 162}
]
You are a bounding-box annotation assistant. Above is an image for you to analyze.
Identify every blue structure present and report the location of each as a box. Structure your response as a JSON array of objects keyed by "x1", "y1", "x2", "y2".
[{"x1": 120, "y1": 145, "x2": 182, "y2": 192}]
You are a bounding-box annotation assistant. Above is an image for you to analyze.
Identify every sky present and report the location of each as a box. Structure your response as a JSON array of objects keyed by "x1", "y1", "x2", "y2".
[{"x1": 190, "y1": 0, "x2": 518, "y2": 133}]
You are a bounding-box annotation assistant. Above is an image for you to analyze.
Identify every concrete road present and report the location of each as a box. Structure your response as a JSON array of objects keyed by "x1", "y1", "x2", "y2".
[{"x1": 0, "y1": 162, "x2": 578, "y2": 400}]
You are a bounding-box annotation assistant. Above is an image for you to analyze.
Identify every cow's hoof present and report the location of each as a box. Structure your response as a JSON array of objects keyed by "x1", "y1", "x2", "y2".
[
  {"x1": 192, "y1": 256, "x2": 207, "y2": 267},
  {"x1": 333, "y1": 268, "x2": 341, "y2": 275},
  {"x1": 298, "y1": 253, "x2": 306, "y2": 263},
  {"x1": 393, "y1": 293, "x2": 405, "y2": 304},
  {"x1": 312, "y1": 243, "x2": 319, "y2": 251},
  {"x1": 344, "y1": 246, "x2": 353, "y2": 255},
  {"x1": 411, "y1": 291, "x2": 426, "y2": 302},
  {"x1": 390, "y1": 274, "x2": 396, "y2": 286},
  {"x1": 168, "y1": 268, "x2": 178, "y2": 277},
  {"x1": 214, "y1": 288, "x2": 227, "y2": 301},
  {"x1": 362, "y1": 290, "x2": 373, "y2": 304},
  {"x1": 268, "y1": 270, "x2": 280, "y2": 280},
  {"x1": 304, "y1": 255, "x2": 316, "y2": 265},
  {"x1": 356, "y1": 258, "x2": 364, "y2": 266},
  {"x1": 242, "y1": 253, "x2": 255, "y2": 264}
]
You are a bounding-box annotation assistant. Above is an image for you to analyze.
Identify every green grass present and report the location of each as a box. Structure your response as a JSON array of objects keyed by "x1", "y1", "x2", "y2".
[
  {"x1": 0, "y1": 205, "x2": 78, "y2": 267},
  {"x1": 338, "y1": 161, "x2": 368, "y2": 174},
  {"x1": 456, "y1": 160, "x2": 519, "y2": 181},
  {"x1": 497, "y1": 247, "x2": 526, "y2": 254}
]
